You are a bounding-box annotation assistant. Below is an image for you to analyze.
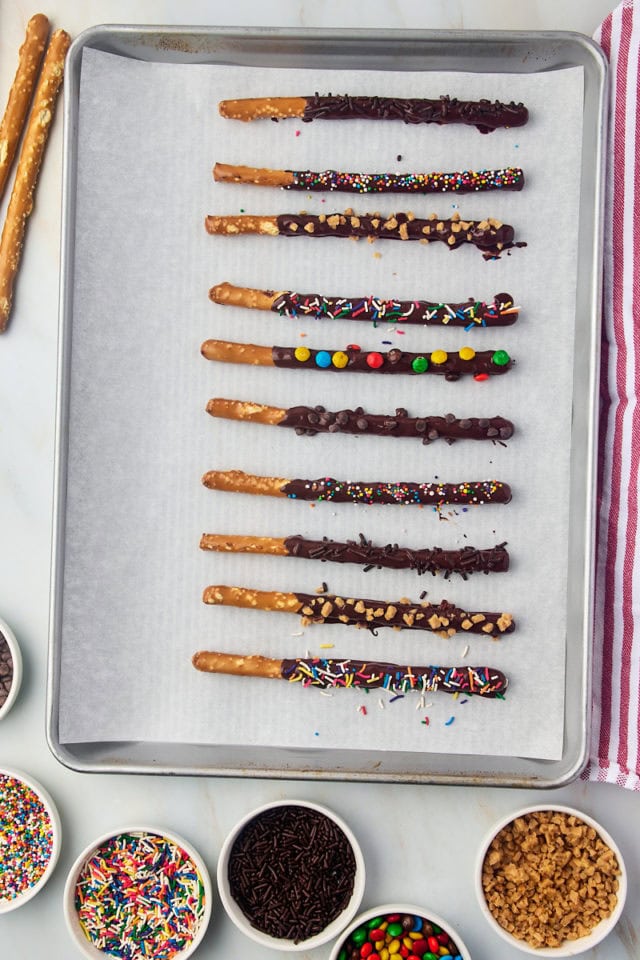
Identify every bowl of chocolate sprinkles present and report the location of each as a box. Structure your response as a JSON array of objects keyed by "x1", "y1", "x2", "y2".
[
  {"x1": 0, "y1": 617, "x2": 22, "y2": 720},
  {"x1": 217, "y1": 799, "x2": 365, "y2": 950},
  {"x1": 330, "y1": 904, "x2": 472, "y2": 960}
]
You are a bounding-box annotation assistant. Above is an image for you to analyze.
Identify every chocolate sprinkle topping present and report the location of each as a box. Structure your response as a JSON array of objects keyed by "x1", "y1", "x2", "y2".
[
  {"x1": 302, "y1": 94, "x2": 529, "y2": 134},
  {"x1": 0, "y1": 630, "x2": 13, "y2": 710},
  {"x1": 227, "y1": 805, "x2": 356, "y2": 943},
  {"x1": 283, "y1": 535, "x2": 510, "y2": 578}
]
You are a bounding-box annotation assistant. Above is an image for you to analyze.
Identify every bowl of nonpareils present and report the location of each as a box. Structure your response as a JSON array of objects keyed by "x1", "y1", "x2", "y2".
[
  {"x1": 329, "y1": 904, "x2": 471, "y2": 960},
  {"x1": 475, "y1": 804, "x2": 627, "y2": 956},
  {"x1": 63, "y1": 826, "x2": 212, "y2": 959},
  {"x1": 217, "y1": 799, "x2": 365, "y2": 951}
]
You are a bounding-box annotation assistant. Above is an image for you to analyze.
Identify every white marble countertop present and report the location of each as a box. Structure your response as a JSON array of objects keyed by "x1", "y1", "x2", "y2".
[{"x1": 1, "y1": 1, "x2": 638, "y2": 957}]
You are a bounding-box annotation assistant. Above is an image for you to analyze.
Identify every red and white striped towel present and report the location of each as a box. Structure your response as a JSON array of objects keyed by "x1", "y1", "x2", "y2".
[{"x1": 585, "y1": 0, "x2": 640, "y2": 788}]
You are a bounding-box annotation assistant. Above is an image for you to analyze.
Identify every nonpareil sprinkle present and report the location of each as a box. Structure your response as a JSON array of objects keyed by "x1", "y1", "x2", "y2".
[
  {"x1": 74, "y1": 831, "x2": 206, "y2": 959},
  {"x1": 228, "y1": 805, "x2": 356, "y2": 942},
  {"x1": 0, "y1": 773, "x2": 54, "y2": 902}
]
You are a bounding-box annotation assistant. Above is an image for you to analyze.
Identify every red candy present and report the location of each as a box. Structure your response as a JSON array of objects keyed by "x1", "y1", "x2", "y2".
[
  {"x1": 437, "y1": 932, "x2": 450, "y2": 945},
  {"x1": 347, "y1": 343, "x2": 361, "y2": 351},
  {"x1": 366, "y1": 351, "x2": 384, "y2": 368},
  {"x1": 473, "y1": 372, "x2": 489, "y2": 381},
  {"x1": 413, "y1": 939, "x2": 429, "y2": 954},
  {"x1": 361, "y1": 943, "x2": 373, "y2": 958},
  {"x1": 369, "y1": 929, "x2": 385, "y2": 941},
  {"x1": 400, "y1": 947, "x2": 410, "y2": 957}
]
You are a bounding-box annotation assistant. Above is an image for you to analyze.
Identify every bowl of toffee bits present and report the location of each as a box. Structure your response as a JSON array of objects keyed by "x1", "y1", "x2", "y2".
[
  {"x1": 0, "y1": 617, "x2": 22, "y2": 720},
  {"x1": 476, "y1": 805, "x2": 627, "y2": 956},
  {"x1": 217, "y1": 799, "x2": 365, "y2": 951},
  {"x1": 330, "y1": 905, "x2": 471, "y2": 960}
]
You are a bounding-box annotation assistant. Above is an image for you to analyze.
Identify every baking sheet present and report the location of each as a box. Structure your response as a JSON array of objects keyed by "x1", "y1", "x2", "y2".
[{"x1": 55, "y1": 46, "x2": 584, "y2": 761}]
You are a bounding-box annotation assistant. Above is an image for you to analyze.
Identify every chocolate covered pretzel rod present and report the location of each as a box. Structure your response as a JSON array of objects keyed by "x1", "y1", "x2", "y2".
[
  {"x1": 192, "y1": 651, "x2": 508, "y2": 697},
  {"x1": 202, "y1": 470, "x2": 512, "y2": 506},
  {"x1": 209, "y1": 282, "x2": 520, "y2": 327},
  {"x1": 201, "y1": 339, "x2": 513, "y2": 380},
  {"x1": 204, "y1": 211, "x2": 520, "y2": 259},
  {"x1": 218, "y1": 94, "x2": 529, "y2": 133},
  {"x1": 200, "y1": 533, "x2": 510, "y2": 578},
  {"x1": 0, "y1": 15, "x2": 49, "y2": 201},
  {"x1": 207, "y1": 398, "x2": 514, "y2": 443},
  {"x1": 213, "y1": 162, "x2": 525, "y2": 194},
  {"x1": 202, "y1": 586, "x2": 514, "y2": 638}
]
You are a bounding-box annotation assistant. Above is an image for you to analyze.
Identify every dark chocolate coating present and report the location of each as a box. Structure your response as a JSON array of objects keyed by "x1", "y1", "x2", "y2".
[
  {"x1": 272, "y1": 345, "x2": 513, "y2": 380},
  {"x1": 286, "y1": 167, "x2": 525, "y2": 193},
  {"x1": 279, "y1": 406, "x2": 514, "y2": 443},
  {"x1": 280, "y1": 657, "x2": 508, "y2": 696},
  {"x1": 275, "y1": 212, "x2": 517, "y2": 259},
  {"x1": 281, "y1": 477, "x2": 512, "y2": 505},
  {"x1": 293, "y1": 593, "x2": 514, "y2": 636},
  {"x1": 272, "y1": 290, "x2": 518, "y2": 326},
  {"x1": 301, "y1": 94, "x2": 529, "y2": 133},
  {"x1": 282, "y1": 535, "x2": 510, "y2": 578}
]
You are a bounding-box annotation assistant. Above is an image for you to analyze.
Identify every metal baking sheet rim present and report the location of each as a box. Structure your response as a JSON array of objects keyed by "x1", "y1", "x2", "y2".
[{"x1": 47, "y1": 26, "x2": 607, "y2": 785}]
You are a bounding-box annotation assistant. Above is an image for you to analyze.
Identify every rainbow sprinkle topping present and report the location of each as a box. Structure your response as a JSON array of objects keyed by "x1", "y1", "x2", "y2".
[
  {"x1": 0, "y1": 773, "x2": 54, "y2": 903},
  {"x1": 287, "y1": 166, "x2": 524, "y2": 194},
  {"x1": 74, "y1": 831, "x2": 206, "y2": 959}
]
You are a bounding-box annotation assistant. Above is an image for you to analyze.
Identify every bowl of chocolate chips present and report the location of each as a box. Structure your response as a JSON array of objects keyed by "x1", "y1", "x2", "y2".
[
  {"x1": 217, "y1": 799, "x2": 365, "y2": 951},
  {"x1": 0, "y1": 617, "x2": 22, "y2": 721}
]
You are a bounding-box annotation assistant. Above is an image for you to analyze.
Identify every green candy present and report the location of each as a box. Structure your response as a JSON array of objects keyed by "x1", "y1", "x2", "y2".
[
  {"x1": 387, "y1": 922, "x2": 403, "y2": 937},
  {"x1": 352, "y1": 927, "x2": 368, "y2": 945},
  {"x1": 411, "y1": 355, "x2": 429, "y2": 373},
  {"x1": 424, "y1": 954, "x2": 438, "y2": 960},
  {"x1": 338, "y1": 950, "x2": 348, "y2": 960},
  {"x1": 491, "y1": 349, "x2": 510, "y2": 366},
  {"x1": 367, "y1": 917, "x2": 384, "y2": 928}
]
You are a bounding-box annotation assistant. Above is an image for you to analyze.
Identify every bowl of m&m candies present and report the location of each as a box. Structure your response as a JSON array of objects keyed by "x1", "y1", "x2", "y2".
[{"x1": 330, "y1": 905, "x2": 471, "y2": 960}]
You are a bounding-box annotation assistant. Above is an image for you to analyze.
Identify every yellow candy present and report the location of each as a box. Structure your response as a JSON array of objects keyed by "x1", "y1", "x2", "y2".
[
  {"x1": 388, "y1": 940, "x2": 401, "y2": 954},
  {"x1": 380, "y1": 950, "x2": 389, "y2": 960},
  {"x1": 439, "y1": 948, "x2": 450, "y2": 956},
  {"x1": 459, "y1": 345, "x2": 476, "y2": 361},
  {"x1": 375, "y1": 941, "x2": 385, "y2": 951},
  {"x1": 403, "y1": 937, "x2": 413, "y2": 949},
  {"x1": 430, "y1": 349, "x2": 448, "y2": 364},
  {"x1": 294, "y1": 346, "x2": 311, "y2": 362},
  {"x1": 409, "y1": 932, "x2": 421, "y2": 940},
  {"x1": 332, "y1": 350, "x2": 349, "y2": 369}
]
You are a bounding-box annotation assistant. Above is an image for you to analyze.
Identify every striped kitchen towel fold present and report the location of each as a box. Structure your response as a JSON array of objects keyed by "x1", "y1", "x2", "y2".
[{"x1": 584, "y1": 0, "x2": 640, "y2": 789}]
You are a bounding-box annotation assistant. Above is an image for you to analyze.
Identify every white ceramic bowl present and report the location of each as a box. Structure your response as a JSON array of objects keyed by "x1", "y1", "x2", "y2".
[
  {"x1": 329, "y1": 903, "x2": 472, "y2": 960},
  {"x1": 0, "y1": 616, "x2": 22, "y2": 720},
  {"x1": 217, "y1": 799, "x2": 365, "y2": 951},
  {"x1": 63, "y1": 825, "x2": 212, "y2": 959},
  {"x1": 0, "y1": 767, "x2": 61, "y2": 912},
  {"x1": 475, "y1": 804, "x2": 627, "y2": 957}
]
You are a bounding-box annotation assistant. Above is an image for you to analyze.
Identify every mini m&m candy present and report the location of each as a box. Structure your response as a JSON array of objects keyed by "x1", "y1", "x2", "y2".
[{"x1": 334, "y1": 910, "x2": 465, "y2": 960}]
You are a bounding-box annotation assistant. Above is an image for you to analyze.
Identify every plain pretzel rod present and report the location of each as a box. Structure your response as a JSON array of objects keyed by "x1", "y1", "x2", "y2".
[
  {"x1": 191, "y1": 651, "x2": 509, "y2": 698},
  {"x1": 217, "y1": 94, "x2": 529, "y2": 133},
  {"x1": 206, "y1": 398, "x2": 514, "y2": 443},
  {"x1": 0, "y1": 14, "x2": 50, "y2": 202},
  {"x1": 0, "y1": 28, "x2": 71, "y2": 332},
  {"x1": 209, "y1": 282, "x2": 520, "y2": 327},
  {"x1": 201, "y1": 585, "x2": 514, "y2": 639},
  {"x1": 212, "y1": 161, "x2": 525, "y2": 194},
  {"x1": 199, "y1": 533, "x2": 510, "y2": 578},
  {"x1": 204, "y1": 211, "x2": 521, "y2": 259},
  {"x1": 201, "y1": 469, "x2": 513, "y2": 506}
]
